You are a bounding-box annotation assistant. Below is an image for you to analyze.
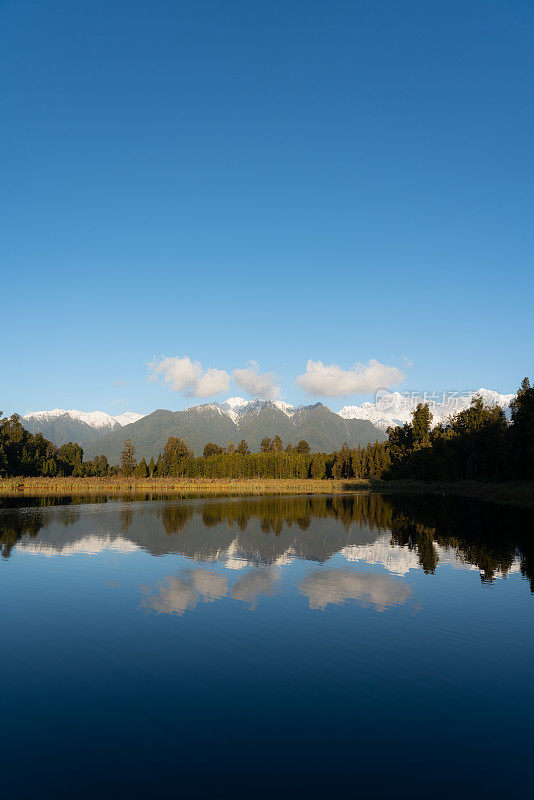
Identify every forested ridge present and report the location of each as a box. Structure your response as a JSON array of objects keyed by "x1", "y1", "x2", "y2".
[{"x1": 1, "y1": 378, "x2": 532, "y2": 482}]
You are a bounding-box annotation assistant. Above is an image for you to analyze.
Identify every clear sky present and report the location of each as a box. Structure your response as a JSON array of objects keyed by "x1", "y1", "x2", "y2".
[{"x1": 1, "y1": 0, "x2": 533, "y2": 415}]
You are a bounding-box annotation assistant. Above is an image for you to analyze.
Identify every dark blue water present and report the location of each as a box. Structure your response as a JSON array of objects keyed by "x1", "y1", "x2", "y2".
[{"x1": 1, "y1": 493, "x2": 533, "y2": 799}]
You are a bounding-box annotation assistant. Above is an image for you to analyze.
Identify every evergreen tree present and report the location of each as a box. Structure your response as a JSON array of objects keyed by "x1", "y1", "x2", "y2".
[
  {"x1": 411, "y1": 403, "x2": 432, "y2": 449},
  {"x1": 509, "y1": 377, "x2": 534, "y2": 478},
  {"x1": 310, "y1": 454, "x2": 326, "y2": 479},
  {"x1": 162, "y1": 437, "x2": 191, "y2": 475},
  {"x1": 204, "y1": 442, "x2": 224, "y2": 457},
  {"x1": 295, "y1": 440, "x2": 311, "y2": 454},
  {"x1": 260, "y1": 437, "x2": 272, "y2": 453},
  {"x1": 136, "y1": 458, "x2": 148, "y2": 477},
  {"x1": 271, "y1": 435, "x2": 283, "y2": 453},
  {"x1": 57, "y1": 442, "x2": 84, "y2": 475},
  {"x1": 93, "y1": 454, "x2": 109, "y2": 476},
  {"x1": 121, "y1": 439, "x2": 137, "y2": 476}
]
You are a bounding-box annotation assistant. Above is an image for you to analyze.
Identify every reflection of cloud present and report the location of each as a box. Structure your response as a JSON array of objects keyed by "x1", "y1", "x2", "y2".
[
  {"x1": 141, "y1": 569, "x2": 228, "y2": 615},
  {"x1": 299, "y1": 569, "x2": 411, "y2": 612},
  {"x1": 230, "y1": 567, "x2": 280, "y2": 608}
]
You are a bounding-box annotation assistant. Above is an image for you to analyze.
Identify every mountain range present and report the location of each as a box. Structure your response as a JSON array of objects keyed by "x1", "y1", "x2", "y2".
[
  {"x1": 22, "y1": 409, "x2": 145, "y2": 444},
  {"x1": 23, "y1": 398, "x2": 385, "y2": 461},
  {"x1": 21, "y1": 388, "x2": 515, "y2": 463},
  {"x1": 338, "y1": 388, "x2": 515, "y2": 430}
]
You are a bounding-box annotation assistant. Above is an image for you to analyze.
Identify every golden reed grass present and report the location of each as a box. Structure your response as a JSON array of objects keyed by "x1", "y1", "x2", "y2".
[{"x1": 0, "y1": 476, "x2": 371, "y2": 498}]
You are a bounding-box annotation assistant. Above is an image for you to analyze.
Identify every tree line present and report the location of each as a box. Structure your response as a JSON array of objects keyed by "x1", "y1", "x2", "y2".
[
  {"x1": 0, "y1": 414, "x2": 110, "y2": 478},
  {"x1": 1, "y1": 377, "x2": 532, "y2": 481}
]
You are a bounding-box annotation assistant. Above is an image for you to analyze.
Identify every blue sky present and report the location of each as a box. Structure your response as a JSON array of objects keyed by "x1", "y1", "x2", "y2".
[{"x1": 1, "y1": 0, "x2": 533, "y2": 415}]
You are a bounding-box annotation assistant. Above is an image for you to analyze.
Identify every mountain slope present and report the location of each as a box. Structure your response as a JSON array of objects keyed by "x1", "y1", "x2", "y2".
[{"x1": 84, "y1": 401, "x2": 386, "y2": 463}]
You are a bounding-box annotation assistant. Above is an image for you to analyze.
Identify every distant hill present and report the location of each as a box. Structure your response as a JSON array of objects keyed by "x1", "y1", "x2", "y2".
[{"x1": 83, "y1": 400, "x2": 386, "y2": 463}]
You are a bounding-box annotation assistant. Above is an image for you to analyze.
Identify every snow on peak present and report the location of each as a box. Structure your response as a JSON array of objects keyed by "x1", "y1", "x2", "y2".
[
  {"x1": 337, "y1": 388, "x2": 515, "y2": 431},
  {"x1": 23, "y1": 409, "x2": 146, "y2": 429},
  {"x1": 220, "y1": 397, "x2": 250, "y2": 422},
  {"x1": 217, "y1": 397, "x2": 296, "y2": 422},
  {"x1": 112, "y1": 412, "x2": 146, "y2": 427},
  {"x1": 274, "y1": 401, "x2": 296, "y2": 416},
  {"x1": 219, "y1": 397, "x2": 296, "y2": 422},
  {"x1": 223, "y1": 397, "x2": 249, "y2": 410}
]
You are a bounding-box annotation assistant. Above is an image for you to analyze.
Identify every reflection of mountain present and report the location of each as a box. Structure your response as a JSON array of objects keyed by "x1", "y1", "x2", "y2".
[
  {"x1": 3, "y1": 493, "x2": 534, "y2": 590},
  {"x1": 19, "y1": 534, "x2": 140, "y2": 557}
]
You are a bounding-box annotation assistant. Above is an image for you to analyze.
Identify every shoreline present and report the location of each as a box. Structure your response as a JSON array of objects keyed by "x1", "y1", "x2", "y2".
[{"x1": 0, "y1": 476, "x2": 533, "y2": 508}]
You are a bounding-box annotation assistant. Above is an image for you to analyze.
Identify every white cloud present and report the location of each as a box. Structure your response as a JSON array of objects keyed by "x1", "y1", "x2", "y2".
[
  {"x1": 194, "y1": 367, "x2": 232, "y2": 397},
  {"x1": 148, "y1": 356, "x2": 230, "y2": 398},
  {"x1": 233, "y1": 363, "x2": 280, "y2": 401},
  {"x1": 296, "y1": 359, "x2": 405, "y2": 397}
]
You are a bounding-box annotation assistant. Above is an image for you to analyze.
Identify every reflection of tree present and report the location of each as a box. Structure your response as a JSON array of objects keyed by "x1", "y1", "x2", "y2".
[
  {"x1": 159, "y1": 505, "x2": 194, "y2": 535},
  {"x1": 0, "y1": 507, "x2": 79, "y2": 558},
  {"x1": 0, "y1": 511, "x2": 45, "y2": 558},
  {"x1": 120, "y1": 508, "x2": 133, "y2": 533},
  {"x1": 190, "y1": 494, "x2": 534, "y2": 588},
  {"x1": 388, "y1": 494, "x2": 534, "y2": 588},
  {"x1": 193, "y1": 495, "x2": 395, "y2": 537},
  {"x1": 389, "y1": 515, "x2": 439, "y2": 574}
]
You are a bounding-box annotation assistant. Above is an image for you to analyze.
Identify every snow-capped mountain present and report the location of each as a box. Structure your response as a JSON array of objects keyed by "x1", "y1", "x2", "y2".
[
  {"x1": 193, "y1": 396, "x2": 300, "y2": 423},
  {"x1": 82, "y1": 398, "x2": 385, "y2": 462},
  {"x1": 22, "y1": 408, "x2": 146, "y2": 447},
  {"x1": 338, "y1": 388, "x2": 515, "y2": 431},
  {"x1": 22, "y1": 387, "x2": 515, "y2": 455},
  {"x1": 24, "y1": 408, "x2": 145, "y2": 429}
]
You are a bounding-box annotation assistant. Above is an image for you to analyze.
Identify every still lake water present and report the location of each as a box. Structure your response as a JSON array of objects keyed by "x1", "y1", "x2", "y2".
[{"x1": 1, "y1": 492, "x2": 533, "y2": 799}]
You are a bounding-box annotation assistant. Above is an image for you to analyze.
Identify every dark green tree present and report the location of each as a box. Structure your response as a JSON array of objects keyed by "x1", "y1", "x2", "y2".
[
  {"x1": 136, "y1": 457, "x2": 148, "y2": 477},
  {"x1": 271, "y1": 435, "x2": 283, "y2": 453},
  {"x1": 295, "y1": 440, "x2": 311, "y2": 455},
  {"x1": 411, "y1": 403, "x2": 432, "y2": 449},
  {"x1": 204, "y1": 442, "x2": 224, "y2": 457},
  {"x1": 93, "y1": 454, "x2": 109, "y2": 476},
  {"x1": 509, "y1": 377, "x2": 534, "y2": 478},
  {"x1": 121, "y1": 439, "x2": 137, "y2": 476}
]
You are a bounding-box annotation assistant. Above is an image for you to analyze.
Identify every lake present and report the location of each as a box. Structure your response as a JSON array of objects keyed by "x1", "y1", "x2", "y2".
[{"x1": 1, "y1": 492, "x2": 533, "y2": 798}]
